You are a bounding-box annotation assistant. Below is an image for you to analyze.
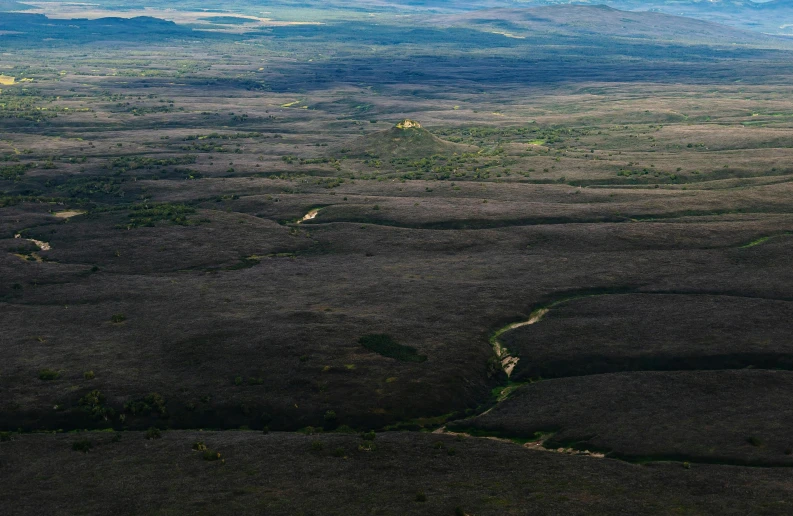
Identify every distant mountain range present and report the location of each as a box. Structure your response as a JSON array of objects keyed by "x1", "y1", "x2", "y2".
[
  {"x1": 2, "y1": 0, "x2": 792, "y2": 35},
  {"x1": 373, "y1": 0, "x2": 793, "y2": 34},
  {"x1": 312, "y1": 0, "x2": 793, "y2": 35},
  {"x1": 553, "y1": 0, "x2": 793, "y2": 34},
  {"x1": 438, "y1": 4, "x2": 788, "y2": 44}
]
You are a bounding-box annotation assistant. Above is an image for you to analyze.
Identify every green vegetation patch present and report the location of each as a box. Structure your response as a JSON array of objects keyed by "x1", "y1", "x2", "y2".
[
  {"x1": 56, "y1": 176, "x2": 124, "y2": 198},
  {"x1": 122, "y1": 203, "x2": 201, "y2": 229},
  {"x1": 0, "y1": 162, "x2": 34, "y2": 180},
  {"x1": 79, "y1": 390, "x2": 115, "y2": 420},
  {"x1": 124, "y1": 393, "x2": 167, "y2": 416},
  {"x1": 38, "y1": 369, "x2": 60, "y2": 381},
  {"x1": 359, "y1": 334, "x2": 427, "y2": 363},
  {"x1": 110, "y1": 155, "x2": 196, "y2": 172}
]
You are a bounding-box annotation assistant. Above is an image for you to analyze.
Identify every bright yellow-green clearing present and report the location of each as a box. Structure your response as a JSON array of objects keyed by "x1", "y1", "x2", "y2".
[{"x1": 0, "y1": 75, "x2": 15, "y2": 86}]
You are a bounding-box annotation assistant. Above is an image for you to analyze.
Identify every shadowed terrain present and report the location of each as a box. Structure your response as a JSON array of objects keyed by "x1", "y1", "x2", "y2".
[{"x1": 2, "y1": 3, "x2": 793, "y2": 513}]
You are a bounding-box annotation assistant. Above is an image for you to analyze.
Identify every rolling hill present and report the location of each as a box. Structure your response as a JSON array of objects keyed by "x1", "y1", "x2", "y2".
[{"x1": 340, "y1": 120, "x2": 478, "y2": 159}]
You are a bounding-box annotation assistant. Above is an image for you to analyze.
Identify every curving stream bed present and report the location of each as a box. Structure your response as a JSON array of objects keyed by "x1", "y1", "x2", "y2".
[
  {"x1": 490, "y1": 307, "x2": 549, "y2": 377},
  {"x1": 291, "y1": 208, "x2": 793, "y2": 465}
]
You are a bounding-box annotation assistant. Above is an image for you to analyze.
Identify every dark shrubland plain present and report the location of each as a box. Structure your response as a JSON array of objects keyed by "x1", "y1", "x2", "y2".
[{"x1": 3, "y1": 1, "x2": 793, "y2": 513}]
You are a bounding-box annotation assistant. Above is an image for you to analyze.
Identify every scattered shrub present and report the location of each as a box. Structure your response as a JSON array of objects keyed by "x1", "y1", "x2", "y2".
[
  {"x1": 83, "y1": 370, "x2": 95, "y2": 380},
  {"x1": 323, "y1": 410, "x2": 338, "y2": 429},
  {"x1": 125, "y1": 393, "x2": 167, "y2": 416},
  {"x1": 358, "y1": 441, "x2": 376, "y2": 452},
  {"x1": 73, "y1": 439, "x2": 93, "y2": 453},
  {"x1": 415, "y1": 491, "x2": 427, "y2": 502},
  {"x1": 311, "y1": 441, "x2": 324, "y2": 452},
  {"x1": 193, "y1": 441, "x2": 207, "y2": 451},
  {"x1": 203, "y1": 450, "x2": 222, "y2": 461},
  {"x1": 0, "y1": 432, "x2": 12, "y2": 442},
  {"x1": 332, "y1": 447, "x2": 346, "y2": 457},
  {"x1": 145, "y1": 427, "x2": 162, "y2": 440},
  {"x1": 38, "y1": 369, "x2": 60, "y2": 381},
  {"x1": 120, "y1": 202, "x2": 199, "y2": 229},
  {"x1": 110, "y1": 314, "x2": 126, "y2": 323},
  {"x1": 747, "y1": 436, "x2": 763, "y2": 447},
  {"x1": 79, "y1": 390, "x2": 115, "y2": 420},
  {"x1": 361, "y1": 430, "x2": 376, "y2": 441}
]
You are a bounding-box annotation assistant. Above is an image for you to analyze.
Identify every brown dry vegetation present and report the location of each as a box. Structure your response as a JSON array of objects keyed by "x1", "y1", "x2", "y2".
[{"x1": 3, "y1": 6, "x2": 793, "y2": 513}]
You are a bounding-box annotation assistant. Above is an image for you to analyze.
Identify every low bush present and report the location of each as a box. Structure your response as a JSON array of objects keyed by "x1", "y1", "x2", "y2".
[
  {"x1": 358, "y1": 441, "x2": 376, "y2": 452},
  {"x1": 38, "y1": 369, "x2": 60, "y2": 381},
  {"x1": 125, "y1": 393, "x2": 167, "y2": 416},
  {"x1": 323, "y1": 410, "x2": 338, "y2": 430},
  {"x1": 72, "y1": 439, "x2": 93, "y2": 453},
  {"x1": 79, "y1": 390, "x2": 115, "y2": 420},
  {"x1": 122, "y1": 203, "x2": 200, "y2": 229},
  {"x1": 203, "y1": 450, "x2": 222, "y2": 461}
]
